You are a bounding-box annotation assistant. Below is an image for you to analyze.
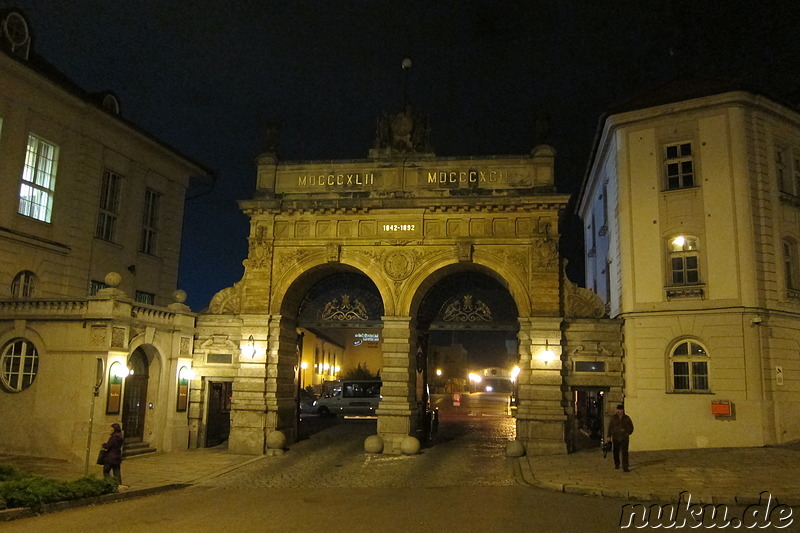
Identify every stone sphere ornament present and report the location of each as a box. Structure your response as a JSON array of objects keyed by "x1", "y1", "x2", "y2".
[
  {"x1": 364, "y1": 435, "x2": 384, "y2": 454},
  {"x1": 266, "y1": 430, "x2": 286, "y2": 451},
  {"x1": 104, "y1": 272, "x2": 122, "y2": 287},
  {"x1": 505, "y1": 440, "x2": 526, "y2": 457},
  {"x1": 400, "y1": 435, "x2": 420, "y2": 455},
  {"x1": 173, "y1": 290, "x2": 187, "y2": 303}
]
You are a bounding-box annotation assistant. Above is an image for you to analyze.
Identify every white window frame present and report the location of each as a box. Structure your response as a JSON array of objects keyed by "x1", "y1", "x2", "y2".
[
  {"x1": 139, "y1": 188, "x2": 160, "y2": 255},
  {"x1": 96, "y1": 169, "x2": 123, "y2": 242},
  {"x1": 667, "y1": 235, "x2": 700, "y2": 286},
  {"x1": 669, "y1": 339, "x2": 710, "y2": 393},
  {"x1": 18, "y1": 134, "x2": 59, "y2": 223},
  {"x1": 664, "y1": 142, "x2": 695, "y2": 190},
  {"x1": 1, "y1": 338, "x2": 39, "y2": 392},
  {"x1": 10, "y1": 270, "x2": 36, "y2": 298}
]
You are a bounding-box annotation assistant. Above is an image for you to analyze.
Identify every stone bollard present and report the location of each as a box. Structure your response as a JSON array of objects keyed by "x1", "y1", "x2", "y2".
[
  {"x1": 364, "y1": 435, "x2": 384, "y2": 454},
  {"x1": 266, "y1": 430, "x2": 287, "y2": 456},
  {"x1": 400, "y1": 435, "x2": 420, "y2": 455},
  {"x1": 505, "y1": 440, "x2": 526, "y2": 457}
]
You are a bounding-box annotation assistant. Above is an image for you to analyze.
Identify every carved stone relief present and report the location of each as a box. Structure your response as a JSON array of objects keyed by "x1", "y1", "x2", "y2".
[
  {"x1": 111, "y1": 327, "x2": 126, "y2": 349},
  {"x1": 533, "y1": 238, "x2": 559, "y2": 271},
  {"x1": 90, "y1": 325, "x2": 107, "y2": 346},
  {"x1": 442, "y1": 295, "x2": 492, "y2": 322},
  {"x1": 245, "y1": 224, "x2": 273, "y2": 270},
  {"x1": 208, "y1": 284, "x2": 243, "y2": 315},
  {"x1": 383, "y1": 250, "x2": 415, "y2": 280},
  {"x1": 180, "y1": 336, "x2": 191, "y2": 356},
  {"x1": 326, "y1": 243, "x2": 341, "y2": 263}
]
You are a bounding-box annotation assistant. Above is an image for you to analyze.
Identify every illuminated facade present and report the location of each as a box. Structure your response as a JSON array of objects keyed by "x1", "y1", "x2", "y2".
[
  {"x1": 0, "y1": 11, "x2": 209, "y2": 462},
  {"x1": 192, "y1": 104, "x2": 624, "y2": 456},
  {"x1": 578, "y1": 81, "x2": 800, "y2": 449}
]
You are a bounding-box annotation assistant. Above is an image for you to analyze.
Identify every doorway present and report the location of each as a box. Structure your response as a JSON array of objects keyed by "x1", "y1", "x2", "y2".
[
  {"x1": 122, "y1": 349, "x2": 149, "y2": 442},
  {"x1": 206, "y1": 381, "x2": 232, "y2": 447},
  {"x1": 572, "y1": 388, "x2": 606, "y2": 451}
]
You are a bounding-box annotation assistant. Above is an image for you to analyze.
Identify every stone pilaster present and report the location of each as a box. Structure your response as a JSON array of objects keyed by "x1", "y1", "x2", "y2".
[
  {"x1": 264, "y1": 315, "x2": 300, "y2": 442},
  {"x1": 515, "y1": 317, "x2": 568, "y2": 455},
  {"x1": 227, "y1": 316, "x2": 270, "y2": 455},
  {"x1": 376, "y1": 315, "x2": 417, "y2": 454}
]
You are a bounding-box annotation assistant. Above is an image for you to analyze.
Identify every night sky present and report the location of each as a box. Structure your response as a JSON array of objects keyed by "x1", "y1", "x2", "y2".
[{"x1": 5, "y1": 1, "x2": 800, "y2": 310}]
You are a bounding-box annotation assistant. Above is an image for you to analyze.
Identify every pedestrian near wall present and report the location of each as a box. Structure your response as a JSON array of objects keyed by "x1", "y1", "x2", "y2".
[
  {"x1": 607, "y1": 404, "x2": 634, "y2": 472},
  {"x1": 102, "y1": 422, "x2": 124, "y2": 485}
]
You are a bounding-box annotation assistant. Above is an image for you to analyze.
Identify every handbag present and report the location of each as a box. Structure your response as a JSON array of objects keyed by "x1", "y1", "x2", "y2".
[{"x1": 96, "y1": 448, "x2": 108, "y2": 465}]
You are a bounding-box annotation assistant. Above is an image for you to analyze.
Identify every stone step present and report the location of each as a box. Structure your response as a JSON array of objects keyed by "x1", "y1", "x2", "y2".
[{"x1": 123, "y1": 441, "x2": 157, "y2": 458}]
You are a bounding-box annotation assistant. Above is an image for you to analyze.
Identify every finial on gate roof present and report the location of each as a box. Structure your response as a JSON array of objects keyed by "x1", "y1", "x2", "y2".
[{"x1": 369, "y1": 58, "x2": 434, "y2": 159}]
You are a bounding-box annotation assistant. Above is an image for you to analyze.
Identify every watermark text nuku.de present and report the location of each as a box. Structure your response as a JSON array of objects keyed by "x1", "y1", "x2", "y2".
[{"x1": 619, "y1": 491, "x2": 794, "y2": 529}]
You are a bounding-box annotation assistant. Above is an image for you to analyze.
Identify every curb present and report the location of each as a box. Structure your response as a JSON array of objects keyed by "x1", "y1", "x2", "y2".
[{"x1": 0, "y1": 483, "x2": 189, "y2": 523}]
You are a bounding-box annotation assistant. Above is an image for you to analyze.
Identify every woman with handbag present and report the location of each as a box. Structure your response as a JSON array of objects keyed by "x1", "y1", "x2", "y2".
[{"x1": 101, "y1": 423, "x2": 124, "y2": 485}]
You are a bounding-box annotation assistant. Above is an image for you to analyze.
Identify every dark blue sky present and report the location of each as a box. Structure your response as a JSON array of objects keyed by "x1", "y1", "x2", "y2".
[{"x1": 6, "y1": 1, "x2": 800, "y2": 309}]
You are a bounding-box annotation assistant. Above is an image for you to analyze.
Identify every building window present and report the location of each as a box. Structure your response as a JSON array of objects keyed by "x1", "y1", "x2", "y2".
[
  {"x1": 18, "y1": 134, "x2": 59, "y2": 222},
  {"x1": 1, "y1": 338, "x2": 39, "y2": 392},
  {"x1": 10, "y1": 270, "x2": 36, "y2": 298},
  {"x1": 670, "y1": 339, "x2": 709, "y2": 392},
  {"x1": 89, "y1": 279, "x2": 107, "y2": 296},
  {"x1": 135, "y1": 290, "x2": 155, "y2": 305},
  {"x1": 668, "y1": 235, "x2": 700, "y2": 285},
  {"x1": 664, "y1": 142, "x2": 694, "y2": 190},
  {"x1": 139, "y1": 189, "x2": 160, "y2": 255},
  {"x1": 95, "y1": 170, "x2": 122, "y2": 242},
  {"x1": 783, "y1": 238, "x2": 800, "y2": 293}
]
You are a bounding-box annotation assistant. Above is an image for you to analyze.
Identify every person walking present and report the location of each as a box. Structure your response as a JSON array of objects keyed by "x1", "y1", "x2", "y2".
[
  {"x1": 607, "y1": 404, "x2": 634, "y2": 472},
  {"x1": 102, "y1": 422, "x2": 124, "y2": 485}
]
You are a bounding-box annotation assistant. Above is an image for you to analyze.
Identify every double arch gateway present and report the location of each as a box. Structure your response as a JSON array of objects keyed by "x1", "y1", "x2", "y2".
[{"x1": 194, "y1": 136, "x2": 622, "y2": 455}]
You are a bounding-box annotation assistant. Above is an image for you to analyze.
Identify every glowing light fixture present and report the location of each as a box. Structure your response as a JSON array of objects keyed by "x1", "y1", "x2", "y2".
[
  {"x1": 110, "y1": 361, "x2": 129, "y2": 379},
  {"x1": 436, "y1": 369, "x2": 443, "y2": 377},
  {"x1": 510, "y1": 365, "x2": 520, "y2": 382},
  {"x1": 300, "y1": 361, "x2": 308, "y2": 370},
  {"x1": 541, "y1": 340, "x2": 556, "y2": 364},
  {"x1": 241, "y1": 335, "x2": 256, "y2": 359},
  {"x1": 468, "y1": 372, "x2": 482, "y2": 383},
  {"x1": 672, "y1": 235, "x2": 686, "y2": 248}
]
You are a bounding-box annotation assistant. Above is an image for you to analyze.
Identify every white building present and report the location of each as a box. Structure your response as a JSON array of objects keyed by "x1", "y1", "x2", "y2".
[
  {"x1": 578, "y1": 79, "x2": 800, "y2": 449},
  {"x1": 0, "y1": 10, "x2": 211, "y2": 463}
]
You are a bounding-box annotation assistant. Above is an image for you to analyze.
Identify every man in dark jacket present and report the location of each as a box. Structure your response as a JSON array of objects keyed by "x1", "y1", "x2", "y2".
[
  {"x1": 102, "y1": 423, "x2": 124, "y2": 484},
  {"x1": 607, "y1": 404, "x2": 634, "y2": 472}
]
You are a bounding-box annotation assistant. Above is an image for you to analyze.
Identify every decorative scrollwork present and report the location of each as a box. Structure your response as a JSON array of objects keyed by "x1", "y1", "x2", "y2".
[
  {"x1": 442, "y1": 295, "x2": 493, "y2": 322},
  {"x1": 321, "y1": 294, "x2": 370, "y2": 321}
]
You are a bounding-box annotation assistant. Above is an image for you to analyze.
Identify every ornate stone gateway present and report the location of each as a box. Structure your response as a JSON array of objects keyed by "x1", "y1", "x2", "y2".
[{"x1": 192, "y1": 108, "x2": 622, "y2": 455}]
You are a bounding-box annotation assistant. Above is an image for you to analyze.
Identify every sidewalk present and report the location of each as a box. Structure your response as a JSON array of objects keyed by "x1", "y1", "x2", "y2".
[
  {"x1": 2, "y1": 440, "x2": 799, "y2": 516},
  {"x1": 516, "y1": 441, "x2": 800, "y2": 507}
]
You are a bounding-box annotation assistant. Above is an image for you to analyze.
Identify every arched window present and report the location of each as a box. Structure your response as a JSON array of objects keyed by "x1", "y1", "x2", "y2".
[
  {"x1": 667, "y1": 235, "x2": 700, "y2": 285},
  {"x1": 11, "y1": 270, "x2": 36, "y2": 298},
  {"x1": 669, "y1": 339, "x2": 709, "y2": 392},
  {"x1": 1, "y1": 338, "x2": 39, "y2": 392}
]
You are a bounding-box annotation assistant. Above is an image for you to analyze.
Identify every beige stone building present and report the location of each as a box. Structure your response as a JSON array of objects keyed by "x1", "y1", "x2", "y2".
[
  {"x1": 0, "y1": 10, "x2": 210, "y2": 463},
  {"x1": 578, "y1": 79, "x2": 800, "y2": 450}
]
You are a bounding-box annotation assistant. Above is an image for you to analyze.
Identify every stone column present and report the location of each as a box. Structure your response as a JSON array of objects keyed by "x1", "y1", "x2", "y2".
[
  {"x1": 376, "y1": 315, "x2": 417, "y2": 454},
  {"x1": 515, "y1": 317, "x2": 567, "y2": 455},
  {"x1": 264, "y1": 314, "x2": 300, "y2": 443}
]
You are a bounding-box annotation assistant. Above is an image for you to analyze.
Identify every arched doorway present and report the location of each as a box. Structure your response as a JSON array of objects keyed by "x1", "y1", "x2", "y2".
[{"x1": 122, "y1": 349, "x2": 149, "y2": 441}]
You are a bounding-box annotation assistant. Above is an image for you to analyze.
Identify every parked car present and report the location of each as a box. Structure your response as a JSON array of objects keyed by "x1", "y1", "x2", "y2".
[{"x1": 314, "y1": 379, "x2": 381, "y2": 417}]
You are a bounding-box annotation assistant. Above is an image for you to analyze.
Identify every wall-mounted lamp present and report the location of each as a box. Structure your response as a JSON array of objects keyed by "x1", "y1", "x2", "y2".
[
  {"x1": 300, "y1": 361, "x2": 308, "y2": 370},
  {"x1": 241, "y1": 335, "x2": 256, "y2": 359},
  {"x1": 541, "y1": 340, "x2": 556, "y2": 365},
  {"x1": 110, "y1": 361, "x2": 131, "y2": 379},
  {"x1": 510, "y1": 365, "x2": 520, "y2": 382}
]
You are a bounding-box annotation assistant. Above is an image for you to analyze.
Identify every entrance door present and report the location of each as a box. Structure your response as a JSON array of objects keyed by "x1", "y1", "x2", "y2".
[
  {"x1": 206, "y1": 381, "x2": 232, "y2": 447},
  {"x1": 571, "y1": 388, "x2": 605, "y2": 451},
  {"x1": 122, "y1": 350, "x2": 149, "y2": 442}
]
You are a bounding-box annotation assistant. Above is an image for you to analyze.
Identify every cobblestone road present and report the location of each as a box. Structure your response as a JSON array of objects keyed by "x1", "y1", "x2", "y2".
[{"x1": 209, "y1": 393, "x2": 517, "y2": 490}]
